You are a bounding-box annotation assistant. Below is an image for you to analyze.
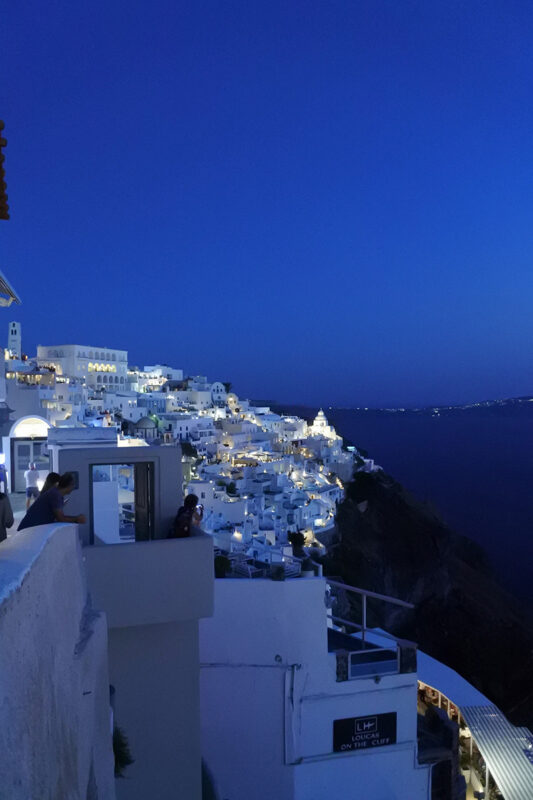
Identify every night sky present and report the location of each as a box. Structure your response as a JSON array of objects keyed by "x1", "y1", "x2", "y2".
[{"x1": 2, "y1": 1, "x2": 533, "y2": 407}]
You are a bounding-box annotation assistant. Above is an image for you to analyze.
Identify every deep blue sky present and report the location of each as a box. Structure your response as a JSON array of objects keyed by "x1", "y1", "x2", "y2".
[{"x1": 2, "y1": 1, "x2": 533, "y2": 407}]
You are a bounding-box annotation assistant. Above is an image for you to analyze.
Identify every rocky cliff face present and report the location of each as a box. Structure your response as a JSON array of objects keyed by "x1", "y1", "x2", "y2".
[{"x1": 325, "y1": 471, "x2": 533, "y2": 729}]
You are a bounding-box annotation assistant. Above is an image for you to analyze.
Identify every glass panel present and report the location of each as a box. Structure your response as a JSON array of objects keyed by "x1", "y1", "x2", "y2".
[
  {"x1": 91, "y1": 464, "x2": 136, "y2": 544},
  {"x1": 31, "y1": 442, "x2": 49, "y2": 470},
  {"x1": 16, "y1": 443, "x2": 31, "y2": 472}
]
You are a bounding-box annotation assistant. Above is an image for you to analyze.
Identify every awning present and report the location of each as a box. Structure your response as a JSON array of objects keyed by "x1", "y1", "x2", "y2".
[
  {"x1": 417, "y1": 648, "x2": 533, "y2": 799},
  {"x1": 461, "y1": 704, "x2": 533, "y2": 800},
  {"x1": 0, "y1": 270, "x2": 21, "y2": 304}
]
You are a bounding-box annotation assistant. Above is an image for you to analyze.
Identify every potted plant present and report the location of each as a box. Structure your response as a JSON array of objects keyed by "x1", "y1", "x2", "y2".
[
  {"x1": 214, "y1": 555, "x2": 231, "y2": 578},
  {"x1": 113, "y1": 725, "x2": 134, "y2": 777},
  {"x1": 300, "y1": 557, "x2": 315, "y2": 578},
  {"x1": 270, "y1": 564, "x2": 285, "y2": 581}
]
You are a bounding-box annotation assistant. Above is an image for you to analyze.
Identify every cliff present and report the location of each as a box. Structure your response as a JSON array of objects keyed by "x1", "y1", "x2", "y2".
[{"x1": 325, "y1": 470, "x2": 533, "y2": 729}]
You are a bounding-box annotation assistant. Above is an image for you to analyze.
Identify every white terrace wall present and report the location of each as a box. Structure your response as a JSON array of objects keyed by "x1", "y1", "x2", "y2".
[{"x1": 0, "y1": 525, "x2": 116, "y2": 800}]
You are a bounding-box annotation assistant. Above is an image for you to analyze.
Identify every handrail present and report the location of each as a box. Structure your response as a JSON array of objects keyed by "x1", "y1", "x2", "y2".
[
  {"x1": 327, "y1": 578, "x2": 414, "y2": 644},
  {"x1": 327, "y1": 578, "x2": 415, "y2": 609},
  {"x1": 329, "y1": 614, "x2": 417, "y2": 648}
]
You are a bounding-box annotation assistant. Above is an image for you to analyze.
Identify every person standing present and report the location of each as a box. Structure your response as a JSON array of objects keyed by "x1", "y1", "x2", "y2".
[
  {"x1": 0, "y1": 491, "x2": 14, "y2": 542},
  {"x1": 18, "y1": 472, "x2": 86, "y2": 531},
  {"x1": 24, "y1": 462, "x2": 40, "y2": 509}
]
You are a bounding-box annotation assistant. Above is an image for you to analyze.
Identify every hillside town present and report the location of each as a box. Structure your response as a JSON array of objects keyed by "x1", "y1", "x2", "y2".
[{"x1": 1, "y1": 324, "x2": 377, "y2": 558}]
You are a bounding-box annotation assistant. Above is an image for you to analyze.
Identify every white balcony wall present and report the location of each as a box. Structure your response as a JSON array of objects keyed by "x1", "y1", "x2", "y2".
[{"x1": 0, "y1": 524, "x2": 115, "y2": 800}]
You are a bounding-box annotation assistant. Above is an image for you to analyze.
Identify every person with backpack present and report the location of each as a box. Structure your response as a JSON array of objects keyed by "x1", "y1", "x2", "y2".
[{"x1": 170, "y1": 493, "x2": 202, "y2": 538}]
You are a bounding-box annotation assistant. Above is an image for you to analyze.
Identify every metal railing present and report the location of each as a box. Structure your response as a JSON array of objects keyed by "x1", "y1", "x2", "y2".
[
  {"x1": 326, "y1": 579, "x2": 417, "y2": 679},
  {"x1": 326, "y1": 578, "x2": 414, "y2": 644}
]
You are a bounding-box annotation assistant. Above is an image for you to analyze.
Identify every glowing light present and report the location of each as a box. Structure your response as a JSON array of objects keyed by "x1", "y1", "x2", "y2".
[{"x1": 10, "y1": 416, "x2": 50, "y2": 439}]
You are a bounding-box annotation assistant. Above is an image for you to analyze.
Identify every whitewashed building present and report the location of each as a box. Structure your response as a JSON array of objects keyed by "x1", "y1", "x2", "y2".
[{"x1": 37, "y1": 343, "x2": 128, "y2": 389}]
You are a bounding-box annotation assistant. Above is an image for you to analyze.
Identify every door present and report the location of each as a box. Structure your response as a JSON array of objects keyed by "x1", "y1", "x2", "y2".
[
  {"x1": 134, "y1": 462, "x2": 154, "y2": 541},
  {"x1": 13, "y1": 438, "x2": 49, "y2": 492},
  {"x1": 14, "y1": 441, "x2": 31, "y2": 492}
]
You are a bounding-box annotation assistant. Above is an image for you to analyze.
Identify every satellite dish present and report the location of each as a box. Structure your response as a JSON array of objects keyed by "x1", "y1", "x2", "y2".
[{"x1": 0, "y1": 269, "x2": 21, "y2": 305}]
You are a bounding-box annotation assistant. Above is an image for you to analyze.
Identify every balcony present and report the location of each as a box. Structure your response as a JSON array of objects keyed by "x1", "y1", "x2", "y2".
[
  {"x1": 327, "y1": 579, "x2": 417, "y2": 680},
  {"x1": 84, "y1": 530, "x2": 214, "y2": 628}
]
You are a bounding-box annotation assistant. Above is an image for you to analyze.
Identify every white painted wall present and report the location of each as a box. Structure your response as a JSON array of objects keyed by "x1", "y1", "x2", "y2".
[
  {"x1": 84, "y1": 532, "x2": 214, "y2": 800},
  {"x1": 93, "y1": 480, "x2": 120, "y2": 543},
  {"x1": 0, "y1": 524, "x2": 115, "y2": 800},
  {"x1": 110, "y1": 620, "x2": 202, "y2": 800}
]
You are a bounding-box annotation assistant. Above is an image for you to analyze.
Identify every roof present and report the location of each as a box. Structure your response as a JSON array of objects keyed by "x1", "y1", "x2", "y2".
[
  {"x1": 417, "y1": 648, "x2": 533, "y2": 799},
  {"x1": 461, "y1": 705, "x2": 533, "y2": 800},
  {"x1": 0, "y1": 270, "x2": 21, "y2": 304},
  {"x1": 134, "y1": 416, "x2": 157, "y2": 428}
]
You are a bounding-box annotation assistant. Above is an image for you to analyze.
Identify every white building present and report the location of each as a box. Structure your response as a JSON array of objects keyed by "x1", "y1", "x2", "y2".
[
  {"x1": 37, "y1": 343, "x2": 128, "y2": 390},
  {"x1": 143, "y1": 364, "x2": 184, "y2": 382},
  {"x1": 199, "y1": 578, "x2": 432, "y2": 800},
  {"x1": 308, "y1": 408, "x2": 338, "y2": 441}
]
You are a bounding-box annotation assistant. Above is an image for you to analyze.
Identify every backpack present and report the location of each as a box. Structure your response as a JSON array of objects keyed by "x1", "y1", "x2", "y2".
[{"x1": 170, "y1": 507, "x2": 192, "y2": 538}]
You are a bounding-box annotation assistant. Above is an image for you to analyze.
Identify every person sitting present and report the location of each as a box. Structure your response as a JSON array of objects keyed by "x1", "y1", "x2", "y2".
[
  {"x1": 18, "y1": 472, "x2": 86, "y2": 531},
  {"x1": 40, "y1": 472, "x2": 60, "y2": 495},
  {"x1": 170, "y1": 493, "x2": 201, "y2": 538},
  {"x1": 0, "y1": 491, "x2": 14, "y2": 542}
]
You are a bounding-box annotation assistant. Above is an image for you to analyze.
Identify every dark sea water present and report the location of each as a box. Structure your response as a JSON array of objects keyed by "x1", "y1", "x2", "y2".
[{"x1": 279, "y1": 404, "x2": 533, "y2": 603}]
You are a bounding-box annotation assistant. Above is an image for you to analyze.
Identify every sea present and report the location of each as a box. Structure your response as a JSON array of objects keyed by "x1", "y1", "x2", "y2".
[{"x1": 275, "y1": 401, "x2": 533, "y2": 605}]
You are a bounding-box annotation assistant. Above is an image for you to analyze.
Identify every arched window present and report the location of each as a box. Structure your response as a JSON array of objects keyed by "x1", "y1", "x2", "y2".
[
  {"x1": 97, "y1": 375, "x2": 102, "y2": 383},
  {"x1": 120, "y1": 377, "x2": 124, "y2": 384}
]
